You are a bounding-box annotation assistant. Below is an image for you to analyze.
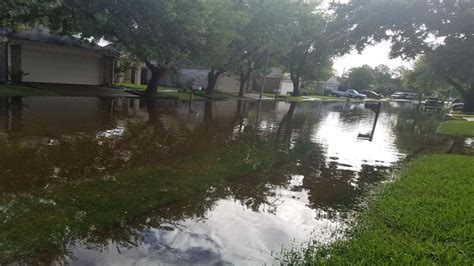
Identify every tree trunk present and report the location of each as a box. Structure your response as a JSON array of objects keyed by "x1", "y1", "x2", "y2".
[
  {"x1": 464, "y1": 89, "x2": 474, "y2": 113},
  {"x1": 291, "y1": 75, "x2": 300, "y2": 97},
  {"x1": 206, "y1": 68, "x2": 225, "y2": 95},
  {"x1": 145, "y1": 61, "x2": 162, "y2": 95},
  {"x1": 238, "y1": 68, "x2": 252, "y2": 97},
  {"x1": 238, "y1": 73, "x2": 246, "y2": 98},
  {"x1": 447, "y1": 79, "x2": 474, "y2": 113}
]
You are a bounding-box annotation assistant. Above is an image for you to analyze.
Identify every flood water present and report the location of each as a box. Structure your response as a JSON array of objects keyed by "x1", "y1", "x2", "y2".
[{"x1": 0, "y1": 97, "x2": 470, "y2": 265}]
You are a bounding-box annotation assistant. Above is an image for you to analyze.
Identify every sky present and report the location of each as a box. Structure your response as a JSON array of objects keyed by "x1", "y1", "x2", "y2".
[
  {"x1": 332, "y1": 41, "x2": 413, "y2": 76},
  {"x1": 318, "y1": 0, "x2": 413, "y2": 76}
]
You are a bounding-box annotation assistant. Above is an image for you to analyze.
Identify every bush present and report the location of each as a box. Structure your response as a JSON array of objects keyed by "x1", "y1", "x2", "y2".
[{"x1": 9, "y1": 68, "x2": 28, "y2": 84}]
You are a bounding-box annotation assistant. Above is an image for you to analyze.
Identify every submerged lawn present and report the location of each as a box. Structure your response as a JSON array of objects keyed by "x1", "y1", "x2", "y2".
[
  {"x1": 115, "y1": 83, "x2": 205, "y2": 101},
  {"x1": 262, "y1": 93, "x2": 353, "y2": 102},
  {"x1": 0, "y1": 84, "x2": 56, "y2": 97},
  {"x1": 437, "y1": 120, "x2": 474, "y2": 137},
  {"x1": 0, "y1": 140, "x2": 300, "y2": 264},
  {"x1": 283, "y1": 155, "x2": 474, "y2": 265}
]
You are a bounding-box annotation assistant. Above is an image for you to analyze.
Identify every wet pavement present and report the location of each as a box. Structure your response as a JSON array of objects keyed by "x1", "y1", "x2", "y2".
[{"x1": 0, "y1": 97, "x2": 471, "y2": 264}]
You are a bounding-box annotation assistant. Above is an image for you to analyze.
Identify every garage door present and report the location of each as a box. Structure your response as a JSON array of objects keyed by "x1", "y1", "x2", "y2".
[{"x1": 21, "y1": 47, "x2": 103, "y2": 85}]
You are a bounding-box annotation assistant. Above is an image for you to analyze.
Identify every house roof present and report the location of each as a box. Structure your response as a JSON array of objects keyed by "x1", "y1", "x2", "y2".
[
  {"x1": 326, "y1": 76, "x2": 340, "y2": 85},
  {"x1": 0, "y1": 27, "x2": 119, "y2": 57}
]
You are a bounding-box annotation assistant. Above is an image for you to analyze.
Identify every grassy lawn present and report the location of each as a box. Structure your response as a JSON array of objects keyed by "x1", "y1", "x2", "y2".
[
  {"x1": 115, "y1": 83, "x2": 204, "y2": 101},
  {"x1": 262, "y1": 93, "x2": 351, "y2": 102},
  {"x1": 286, "y1": 95, "x2": 348, "y2": 102},
  {"x1": 437, "y1": 120, "x2": 474, "y2": 137},
  {"x1": 0, "y1": 83, "x2": 56, "y2": 97},
  {"x1": 282, "y1": 154, "x2": 474, "y2": 265}
]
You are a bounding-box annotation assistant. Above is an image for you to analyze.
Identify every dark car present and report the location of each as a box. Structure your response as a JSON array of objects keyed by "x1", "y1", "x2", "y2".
[
  {"x1": 422, "y1": 97, "x2": 444, "y2": 109},
  {"x1": 361, "y1": 90, "x2": 383, "y2": 99},
  {"x1": 452, "y1": 98, "x2": 464, "y2": 111}
]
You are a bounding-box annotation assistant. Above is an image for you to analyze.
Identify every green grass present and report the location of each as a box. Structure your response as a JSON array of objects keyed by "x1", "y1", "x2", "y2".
[
  {"x1": 281, "y1": 155, "x2": 474, "y2": 265},
  {"x1": 437, "y1": 120, "x2": 474, "y2": 137},
  {"x1": 286, "y1": 95, "x2": 349, "y2": 102},
  {"x1": 115, "y1": 83, "x2": 204, "y2": 100},
  {"x1": 262, "y1": 93, "x2": 352, "y2": 102},
  {"x1": 0, "y1": 83, "x2": 56, "y2": 97}
]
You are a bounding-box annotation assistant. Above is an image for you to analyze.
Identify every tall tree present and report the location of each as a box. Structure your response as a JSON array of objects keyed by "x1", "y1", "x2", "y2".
[
  {"x1": 279, "y1": 2, "x2": 335, "y2": 96},
  {"x1": 197, "y1": 0, "x2": 247, "y2": 95},
  {"x1": 344, "y1": 65, "x2": 375, "y2": 91},
  {"x1": 334, "y1": 0, "x2": 474, "y2": 111},
  {"x1": 230, "y1": 0, "x2": 296, "y2": 97},
  {"x1": 401, "y1": 56, "x2": 450, "y2": 97}
]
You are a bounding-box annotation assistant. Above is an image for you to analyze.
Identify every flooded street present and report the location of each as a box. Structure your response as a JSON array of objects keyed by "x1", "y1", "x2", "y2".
[{"x1": 0, "y1": 97, "x2": 468, "y2": 264}]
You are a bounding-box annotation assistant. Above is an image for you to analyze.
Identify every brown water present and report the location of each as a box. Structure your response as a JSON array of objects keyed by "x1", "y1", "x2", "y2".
[{"x1": 0, "y1": 97, "x2": 469, "y2": 265}]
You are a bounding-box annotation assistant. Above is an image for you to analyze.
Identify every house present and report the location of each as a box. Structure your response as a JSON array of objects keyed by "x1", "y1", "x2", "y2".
[
  {"x1": 254, "y1": 68, "x2": 294, "y2": 95},
  {"x1": 121, "y1": 64, "x2": 251, "y2": 94},
  {"x1": 322, "y1": 76, "x2": 340, "y2": 93},
  {"x1": 0, "y1": 28, "x2": 118, "y2": 86}
]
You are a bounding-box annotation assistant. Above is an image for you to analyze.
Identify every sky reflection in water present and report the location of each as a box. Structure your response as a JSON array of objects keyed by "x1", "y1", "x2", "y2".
[{"x1": 0, "y1": 97, "x2": 459, "y2": 264}]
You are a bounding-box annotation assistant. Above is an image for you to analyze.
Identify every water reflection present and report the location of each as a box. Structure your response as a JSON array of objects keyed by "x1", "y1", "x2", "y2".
[{"x1": 0, "y1": 97, "x2": 465, "y2": 264}]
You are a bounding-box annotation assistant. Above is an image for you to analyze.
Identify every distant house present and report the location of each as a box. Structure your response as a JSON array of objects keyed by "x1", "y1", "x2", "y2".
[
  {"x1": 254, "y1": 68, "x2": 294, "y2": 95},
  {"x1": 0, "y1": 27, "x2": 118, "y2": 86},
  {"x1": 119, "y1": 63, "x2": 294, "y2": 95},
  {"x1": 121, "y1": 64, "x2": 253, "y2": 94},
  {"x1": 323, "y1": 76, "x2": 340, "y2": 92}
]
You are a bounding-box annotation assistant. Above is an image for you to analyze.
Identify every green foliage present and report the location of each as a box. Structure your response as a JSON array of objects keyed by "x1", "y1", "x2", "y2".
[
  {"x1": 401, "y1": 56, "x2": 450, "y2": 96},
  {"x1": 437, "y1": 120, "x2": 474, "y2": 137},
  {"x1": 279, "y1": 2, "x2": 337, "y2": 96},
  {"x1": 344, "y1": 65, "x2": 375, "y2": 91},
  {"x1": 8, "y1": 68, "x2": 28, "y2": 84},
  {"x1": 340, "y1": 64, "x2": 404, "y2": 95},
  {"x1": 282, "y1": 155, "x2": 474, "y2": 265},
  {"x1": 334, "y1": 0, "x2": 474, "y2": 110},
  {"x1": 0, "y1": 0, "x2": 57, "y2": 29}
]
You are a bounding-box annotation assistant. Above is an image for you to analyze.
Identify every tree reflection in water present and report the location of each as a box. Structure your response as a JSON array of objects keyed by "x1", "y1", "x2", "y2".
[{"x1": 0, "y1": 98, "x2": 455, "y2": 264}]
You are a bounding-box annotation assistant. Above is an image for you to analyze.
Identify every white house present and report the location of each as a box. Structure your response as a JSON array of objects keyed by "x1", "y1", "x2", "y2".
[
  {"x1": 322, "y1": 76, "x2": 340, "y2": 93},
  {"x1": 0, "y1": 28, "x2": 118, "y2": 86},
  {"x1": 256, "y1": 68, "x2": 294, "y2": 95}
]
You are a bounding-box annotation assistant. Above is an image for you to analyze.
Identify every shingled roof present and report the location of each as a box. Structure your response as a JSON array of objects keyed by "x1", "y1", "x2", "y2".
[{"x1": 0, "y1": 27, "x2": 119, "y2": 57}]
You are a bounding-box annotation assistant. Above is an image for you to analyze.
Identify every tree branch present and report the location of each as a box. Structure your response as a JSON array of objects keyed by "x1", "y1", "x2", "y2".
[{"x1": 446, "y1": 78, "x2": 466, "y2": 97}]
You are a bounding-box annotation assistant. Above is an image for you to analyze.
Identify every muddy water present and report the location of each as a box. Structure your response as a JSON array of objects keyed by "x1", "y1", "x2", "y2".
[{"x1": 0, "y1": 97, "x2": 468, "y2": 264}]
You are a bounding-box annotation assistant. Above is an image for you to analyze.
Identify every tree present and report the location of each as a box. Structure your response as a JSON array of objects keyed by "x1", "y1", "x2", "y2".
[
  {"x1": 344, "y1": 65, "x2": 375, "y2": 91},
  {"x1": 334, "y1": 0, "x2": 474, "y2": 111},
  {"x1": 0, "y1": 0, "x2": 56, "y2": 29},
  {"x1": 196, "y1": 0, "x2": 247, "y2": 95},
  {"x1": 231, "y1": 0, "x2": 292, "y2": 97},
  {"x1": 401, "y1": 56, "x2": 450, "y2": 98},
  {"x1": 3, "y1": 0, "x2": 207, "y2": 95},
  {"x1": 196, "y1": 0, "x2": 293, "y2": 96},
  {"x1": 279, "y1": 2, "x2": 336, "y2": 96}
]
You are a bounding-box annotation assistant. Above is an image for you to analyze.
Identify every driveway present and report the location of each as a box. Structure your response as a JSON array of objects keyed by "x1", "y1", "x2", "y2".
[{"x1": 30, "y1": 83, "x2": 138, "y2": 98}]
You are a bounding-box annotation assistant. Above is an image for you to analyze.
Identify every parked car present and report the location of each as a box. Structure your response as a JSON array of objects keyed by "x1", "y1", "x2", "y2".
[
  {"x1": 346, "y1": 90, "x2": 367, "y2": 99},
  {"x1": 329, "y1": 89, "x2": 367, "y2": 99},
  {"x1": 422, "y1": 97, "x2": 444, "y2": 109},
  {"x1": 391, "y1": 92, "x2": 417, "y2": 100},
  {"x1": 328, "y1": 90, "x2": 347, "y2": 97},
  {"x1": 361, "y1": 90, "x2": 383, "y2": 99},
  {"x1": 452, "y1": 98, "x2": 464, "y2": 111}
]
